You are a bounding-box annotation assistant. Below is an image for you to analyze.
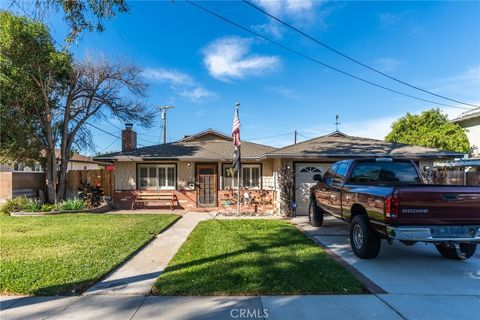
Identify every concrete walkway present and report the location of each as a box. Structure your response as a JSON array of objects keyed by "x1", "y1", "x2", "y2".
[{"x1": 84, "y1": 212, "x2": 214, "y2": 296}]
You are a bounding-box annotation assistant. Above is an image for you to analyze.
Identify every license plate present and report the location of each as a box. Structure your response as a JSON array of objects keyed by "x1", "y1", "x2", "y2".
[{"x1": 430, "y1": 226, "x2": 476, "y2": 238}]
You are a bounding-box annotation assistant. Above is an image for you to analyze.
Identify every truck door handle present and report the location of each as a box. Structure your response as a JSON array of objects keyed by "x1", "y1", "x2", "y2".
[{"x1": 442, "y1": 194, "x2": 459, "y2": 201}]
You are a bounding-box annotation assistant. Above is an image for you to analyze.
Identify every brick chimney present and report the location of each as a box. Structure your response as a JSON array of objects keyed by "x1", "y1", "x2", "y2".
[{"x1": 122, "y1": 123, "x2": 137, "y2": 152}]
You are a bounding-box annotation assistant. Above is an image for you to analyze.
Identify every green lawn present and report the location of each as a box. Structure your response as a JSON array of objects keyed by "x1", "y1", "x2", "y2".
[
  {"x1": 153, "y1": 220, "x2": 365, "y2": 296},
  {"x1": 0, "y1": 213, "x2": 179, "y2": 295}
]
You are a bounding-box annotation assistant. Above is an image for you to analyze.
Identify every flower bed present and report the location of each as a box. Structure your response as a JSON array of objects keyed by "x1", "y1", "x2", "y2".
[
  {"x1": 10, "y1": 202, "x2": 111, "y2": 216},
  {"x1": 1, "y1": 196, "x2": 109, "y2": 216}
]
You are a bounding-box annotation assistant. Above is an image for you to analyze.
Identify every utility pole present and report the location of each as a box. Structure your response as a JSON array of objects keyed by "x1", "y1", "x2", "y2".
[
  {"x1": 294, "y1": 130, "x2": 297, "y2": 144},
  {"x1": 158, "y1": 106, "x2": 175, "y2": 144}
]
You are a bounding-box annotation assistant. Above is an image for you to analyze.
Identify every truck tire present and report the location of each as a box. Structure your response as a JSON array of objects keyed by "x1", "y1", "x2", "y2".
[
  {"x1": 435, "y1": 243, "x2": 477, "y2": 260},
  {"x1": 309, "y1": 198, "x2": 323, "y2": 227},
  {"x1": 350, "y1": 215, "x2": 381, "y2": 259}
]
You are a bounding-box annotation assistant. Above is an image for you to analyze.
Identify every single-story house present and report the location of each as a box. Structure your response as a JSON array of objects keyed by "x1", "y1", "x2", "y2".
[
  {"x1": 94, "y1": 124, "x2": 463, "y2": 215},
  {"x1": 452, "y1": 107, "x2": 480, "y2": 156}
]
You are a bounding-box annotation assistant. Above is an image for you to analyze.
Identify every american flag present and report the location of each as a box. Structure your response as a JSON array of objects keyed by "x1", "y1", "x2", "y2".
[
  {"x1": 232, "y1": 106, "x2": 241, "y2": 147},
  {"x1": 232, "y1": 105, "x2": 241, "y2": 171}
]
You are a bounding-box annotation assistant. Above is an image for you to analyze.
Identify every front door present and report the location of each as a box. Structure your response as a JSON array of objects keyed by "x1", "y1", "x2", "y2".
[{"x1": 196, "y1": 164, "x2": 217, "y2": 207}]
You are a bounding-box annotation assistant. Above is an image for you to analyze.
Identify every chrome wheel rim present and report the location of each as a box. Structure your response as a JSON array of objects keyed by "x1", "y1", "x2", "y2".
[{"x1": 353, "y1": 224, "x2": 364, "y2": 249}]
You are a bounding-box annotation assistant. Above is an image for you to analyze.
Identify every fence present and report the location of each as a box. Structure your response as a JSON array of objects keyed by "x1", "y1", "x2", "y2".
[
  {"x1": 67, "y1": 169, "x2": 114, "y2": 197},
  {"x1": 431, "y1": 171, "x2": 480, "y2": 186}
]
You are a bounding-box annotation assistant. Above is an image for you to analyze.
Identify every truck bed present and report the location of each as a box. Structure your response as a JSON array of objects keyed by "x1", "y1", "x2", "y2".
[{"x1": 394, "y1": 185, "x2": 480, "y2": 225}]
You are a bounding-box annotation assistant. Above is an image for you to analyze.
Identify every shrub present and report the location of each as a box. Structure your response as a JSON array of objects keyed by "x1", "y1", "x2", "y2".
[
  {"x1": 0, "y1": 196, "x2": 32, "y2": 214},
  {"x1": 24, "y1": 199, "x2": 43, "y2": 212},
  {"x1": 59, "y1": 198, "x2": 85, "y2": 211},
  {"x1": 41, "y1": 203, "x2": 58, "y2": 212}
]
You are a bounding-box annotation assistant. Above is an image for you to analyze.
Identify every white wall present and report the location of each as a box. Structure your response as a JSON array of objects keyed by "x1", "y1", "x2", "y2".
[{"x1": 458, "y1": 117, "x2": 480, "y2": 156}]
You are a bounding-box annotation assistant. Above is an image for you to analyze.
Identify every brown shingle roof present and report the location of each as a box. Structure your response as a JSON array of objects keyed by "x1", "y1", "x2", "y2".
[
  {"x1": 262, "y1": 131, "x2": 463, "y2": 159},
  {"x1": 54, "y1": 150, "x2": 95, "y2": 163},
  {"x1": 95, "y1": 129, "x2": 275, "y2": 161}
]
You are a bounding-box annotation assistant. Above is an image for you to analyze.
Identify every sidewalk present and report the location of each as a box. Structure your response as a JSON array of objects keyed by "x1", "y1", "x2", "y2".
[
  {"x1": 84, "y1": 212, "x2": 214, "y2": 296},
  {"x1": 3, "y1": 293, "x2": 479, "y2": 320}
]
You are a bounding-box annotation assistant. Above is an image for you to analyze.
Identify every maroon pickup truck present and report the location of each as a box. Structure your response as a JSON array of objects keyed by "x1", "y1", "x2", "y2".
[{"x1": 309, "y1": 158, "x2": 480, "y2": 260}]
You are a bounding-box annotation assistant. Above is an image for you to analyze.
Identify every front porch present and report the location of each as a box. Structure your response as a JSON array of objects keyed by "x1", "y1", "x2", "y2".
[{"x1": 111, "y1": 189, "x2": 276, "y2": 214}]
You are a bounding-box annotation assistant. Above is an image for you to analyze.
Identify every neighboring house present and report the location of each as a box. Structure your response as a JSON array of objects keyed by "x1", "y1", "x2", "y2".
[
  {"x1": 94, "y1": 125, "x2": 463, "y2": 215},
  {"x1": 0, "y1": 151, "x2": 106, "y2": 203},
  {"x1": 452, "y1": 107, "x2": 480, "y2": 156}
]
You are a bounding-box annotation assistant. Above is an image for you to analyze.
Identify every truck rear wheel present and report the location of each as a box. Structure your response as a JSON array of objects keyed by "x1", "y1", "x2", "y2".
[
  {"x1": 350, "y1": 215, "x2": 381, "y2": 259},
  {"x1": 309, "y1": 198, "x2": 323, "y2": 227},
  {"x1": 435, "y1": 243, "x2": 477, "y2": 260}
]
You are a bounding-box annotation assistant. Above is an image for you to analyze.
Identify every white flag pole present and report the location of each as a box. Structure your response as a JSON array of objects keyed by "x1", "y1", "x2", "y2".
[
  {"x1": 237, "y1": 163, "x2": 240, "y2": 215},
  {"x1": 236, "y1": 102, "x2": 241, "y2": 215}
]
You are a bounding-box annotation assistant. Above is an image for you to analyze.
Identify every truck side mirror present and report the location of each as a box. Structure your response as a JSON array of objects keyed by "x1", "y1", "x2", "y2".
[{"x1": 313, "y1": 174, "x2": 323, "y2": 182}]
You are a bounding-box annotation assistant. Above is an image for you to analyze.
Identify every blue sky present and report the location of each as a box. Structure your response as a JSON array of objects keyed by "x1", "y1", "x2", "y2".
[{"x1": 6, "y1": 1, "x2": 480, "y2": 154}]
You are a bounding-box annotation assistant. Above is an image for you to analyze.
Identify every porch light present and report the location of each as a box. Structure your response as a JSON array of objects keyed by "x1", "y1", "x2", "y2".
[{"x1": 187, "y1": 163, "x2": 191, "y2": 167}]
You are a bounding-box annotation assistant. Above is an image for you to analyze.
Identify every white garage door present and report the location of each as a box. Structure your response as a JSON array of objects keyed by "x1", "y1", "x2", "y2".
[{"x1": 295, "y1": 163, "x2": 331, "y2": 215}]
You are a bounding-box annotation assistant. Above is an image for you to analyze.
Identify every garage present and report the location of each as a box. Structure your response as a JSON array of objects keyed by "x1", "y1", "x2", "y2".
[{"x1": 294, "y1": 163, "x2": 331, "y2": 215}]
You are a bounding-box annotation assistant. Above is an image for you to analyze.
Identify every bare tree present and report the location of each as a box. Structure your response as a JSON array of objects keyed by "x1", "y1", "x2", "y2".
[{"x1": 55, "y1": 55, "x2": 154, "y2": 200}]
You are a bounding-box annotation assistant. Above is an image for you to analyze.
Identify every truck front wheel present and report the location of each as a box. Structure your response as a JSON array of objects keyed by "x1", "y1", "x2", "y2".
[
  {"x1": 350, "y1": 215, "x2": 381, "y2": 259},
  {"x1": 309, "y1": 198, "x2": 323, "y2": 227},
  {"x1": 435, "y1": 243, "x2": 477, "y2": 260}
]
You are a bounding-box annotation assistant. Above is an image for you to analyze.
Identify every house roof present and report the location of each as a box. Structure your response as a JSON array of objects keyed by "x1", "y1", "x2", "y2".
[
  {"x1": 94, "y1": 129, "x2": 276, "y2": 161},
  {"x1": 262, "y1": 131, "x2": 464, "y2": 159},
  {"x1": 54, "y1": 150, "x2": 98, "y2": 163},
  {"x1": 452, "y1": 107, "x2": 480, "y2": 123}
]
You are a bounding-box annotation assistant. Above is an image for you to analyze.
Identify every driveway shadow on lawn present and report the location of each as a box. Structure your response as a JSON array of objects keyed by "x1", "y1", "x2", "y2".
[{"x1": 153, "y1": 220, "x2": 365, "y2": 295}]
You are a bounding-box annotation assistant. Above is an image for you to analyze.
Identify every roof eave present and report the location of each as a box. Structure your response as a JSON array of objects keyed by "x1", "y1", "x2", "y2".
[{"x1": 261, "y1": 152, "x2": 464, "y2": 159}]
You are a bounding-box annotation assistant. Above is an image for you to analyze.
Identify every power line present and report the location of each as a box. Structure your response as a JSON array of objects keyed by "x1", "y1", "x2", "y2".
[
  {"x1": 86, "y1": 122, "x2": 146, "y2": 148},
  {"x1": 186, "y1": 0, "x2": 472, "y2": 110},
  {"x1": 245, "y1": 131, "x2": 294, "y2": 141},
  {"x1": 243, "y1": 1, "x2": 479, "y2": 109},
  {"x1": 99, "y1": 138, "x2": 118, "y2": 153},
  {"x1": 112, "y1": 23, "x2": 141, "y2": 63},
  {"x1": 297, "y1": 132, "x2": 309, "y2": 140}
]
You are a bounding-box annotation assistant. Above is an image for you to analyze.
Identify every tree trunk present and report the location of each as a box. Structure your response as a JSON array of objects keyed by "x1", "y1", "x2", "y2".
[
  {"x1": 45, "y1": 149, "x2": 57, "y2": 203},
  {"x1": 56, "y1": 155, "x2": 69, "y2": 201}
]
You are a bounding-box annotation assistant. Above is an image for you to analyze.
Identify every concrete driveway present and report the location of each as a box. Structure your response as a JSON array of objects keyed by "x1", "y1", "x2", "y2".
[{"x1": 293, "y1": 215, "x2": 480, "y2": 319}]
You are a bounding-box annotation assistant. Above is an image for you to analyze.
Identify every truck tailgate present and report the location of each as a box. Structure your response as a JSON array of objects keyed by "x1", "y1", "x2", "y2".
[{"x1": 396, "y1": 185, "x2": 480, "y2": 225}]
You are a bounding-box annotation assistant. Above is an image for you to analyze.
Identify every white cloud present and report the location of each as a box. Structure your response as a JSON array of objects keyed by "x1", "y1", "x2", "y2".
[
  {"x1": 422, "y1": 65, "x2": 480, "y2": 107},
  {"x1": 143, "y1": 68, "x2": 194, "y2": 86},
  {"x1": 252, "y1": 22, "x2": 284, "y2": 39},
  {"x1": 202, "y1": 36, "x2": 280, "y2": 81},
  {"x1": 377, "y1": 10, "x2": 425, "y2": 34},
  {"x1": 341, "y1": 116, "x2": 399, "y2": 140},
  {"x1": 143, "y1": 67, "x2": 217, "y2": 103},
  {"x1": 179, "y1": 87, "x2": 217, "y2": 102},
  {"x1": 375, "y1": 58, "x2": 401, "y2": 72},
  {"x1": 254, "y1": 0, "x2": 315, "y2": 16},
  {"x1": 265, "y1": 86, "x2": 301, "y2": 100},
  {"x1": 251, "y1": 0, "x2": 332, "y2": 38}
]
